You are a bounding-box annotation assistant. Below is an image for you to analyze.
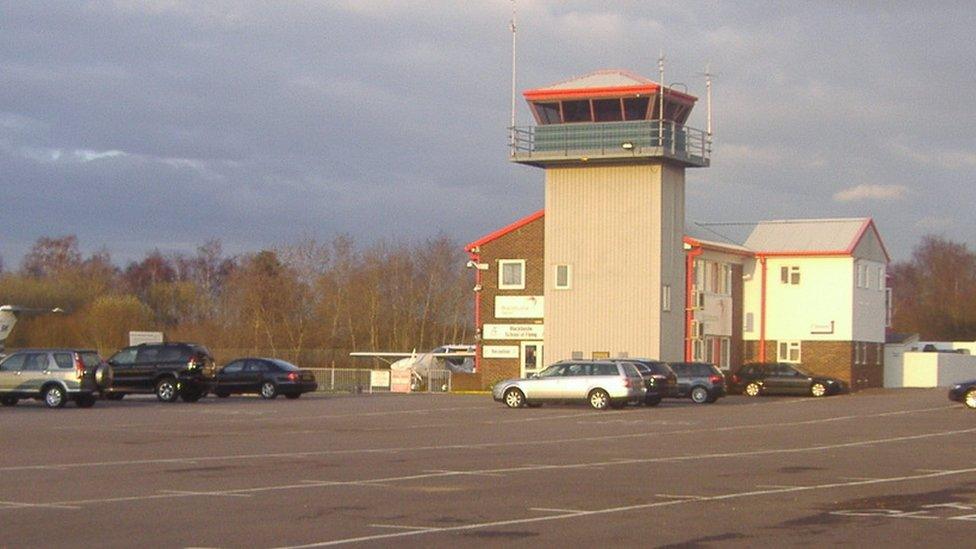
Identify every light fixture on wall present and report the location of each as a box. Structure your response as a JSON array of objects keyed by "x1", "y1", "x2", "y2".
[{"x1": 621, "y1": 141, "x2": 634, "y2": 150}]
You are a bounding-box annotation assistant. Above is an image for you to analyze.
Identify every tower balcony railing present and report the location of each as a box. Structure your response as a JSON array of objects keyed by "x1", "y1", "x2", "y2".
[{"x1": 510, "y1": 120, "x2": 710, "y2": 167}]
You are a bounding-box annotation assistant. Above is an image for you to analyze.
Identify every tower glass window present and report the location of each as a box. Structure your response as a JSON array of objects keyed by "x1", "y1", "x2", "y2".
[
  {"x1": 535, "y1": 102, "x2": 561, "y2": 124},
  {"x1": 561, "y1": 100, "x2": 592, "y2": 123},
  {"x1": 623, "y1": 96, "x2": 650, "y2": 120},
  {"x1": 593, "y1": 99, "x2": 623, "y2": 122}
]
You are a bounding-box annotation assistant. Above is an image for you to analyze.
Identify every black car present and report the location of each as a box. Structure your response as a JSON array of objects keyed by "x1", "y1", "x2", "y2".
[
  {"x1": 730, "y1": 362, "x2": 845, "y2": 397},
  {"x1": 213, "y1": 358, "x2": 317, "y2": 399},
  {"x1": 667, "y1": 361, "x2": 726, "y2": 404},
  {"x1": 948, "y1": 379, "x2": 976, "y2": 409},
  {"x1": 104, "y1": 343, "x2": 216, "y2": 402},
  {"x1": 628, "y1": 359, "x2": 678, "y2": 405}
]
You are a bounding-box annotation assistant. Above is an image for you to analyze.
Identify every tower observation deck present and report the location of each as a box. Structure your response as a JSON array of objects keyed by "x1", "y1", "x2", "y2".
[{"x1": 511, "y1": 69, "x2": 709, "y2": 168}]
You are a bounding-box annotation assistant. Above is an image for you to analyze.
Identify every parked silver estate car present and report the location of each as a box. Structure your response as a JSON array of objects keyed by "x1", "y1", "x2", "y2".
[
  {"x1": 0, "y1": 349, "x2": 112, "y2": 408},
  {"x1": 492, "y1": 360, "x2": 645, "y2": 410}
]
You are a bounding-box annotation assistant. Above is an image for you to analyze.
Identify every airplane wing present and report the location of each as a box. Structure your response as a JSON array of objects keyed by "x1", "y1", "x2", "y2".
[
  {"x1": 429, "y1": 352, "x2": 476, "y2": 358},
  {"x1": 349, "y1": 352, "x2": 419, "y2": 359}
]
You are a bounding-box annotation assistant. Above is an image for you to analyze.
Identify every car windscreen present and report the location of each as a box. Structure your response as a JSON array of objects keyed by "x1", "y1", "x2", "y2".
[
  {"x1": 81, "y1": 352, "x2": 102, "y2": 368},
  {"x1": 269, "y1": 359, "x2": 300, "y2": 371}
]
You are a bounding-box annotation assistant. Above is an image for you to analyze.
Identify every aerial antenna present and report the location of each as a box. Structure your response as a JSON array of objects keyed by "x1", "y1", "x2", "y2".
[
  {"x1": 657, "y1": 51, "x2": 665, "y2": 146},
  {"x1": 698, "y1": 63, "x2": 717, "y2": 151},
  {"x1": 509, "y1": 0, "x2": 517, "y2": 156}
]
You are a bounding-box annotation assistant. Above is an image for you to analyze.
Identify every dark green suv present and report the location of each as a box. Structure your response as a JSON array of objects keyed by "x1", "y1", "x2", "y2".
[
  {"x1": 105, "y1": 343, "x2": 216, "y2": 402},
  {"x1": 0, "y1": 349, "x2": 112, "y2": 408}
]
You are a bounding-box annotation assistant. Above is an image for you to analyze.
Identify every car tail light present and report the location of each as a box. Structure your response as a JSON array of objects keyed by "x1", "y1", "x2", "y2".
[
  {"x1": 73, "y1": 353, "x2": 85, "y2": 379},
  {"x1": 709, "y1": 375, "x2": 724, "y2": 384},
  {"x1": 286, "y1": 372, "x2": 298, "y2": 382},
  {"x1": 187, "y1": 356, "x2": 199, "y2": 370}
]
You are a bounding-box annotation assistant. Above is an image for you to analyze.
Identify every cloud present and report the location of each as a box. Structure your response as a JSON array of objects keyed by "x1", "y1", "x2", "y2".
[
  {"x1": 833, "y1": 184, "x2": 908, "y2": 203},
  {"x1": 915, "y1": 216, "x2": 954, "y2": 231}
]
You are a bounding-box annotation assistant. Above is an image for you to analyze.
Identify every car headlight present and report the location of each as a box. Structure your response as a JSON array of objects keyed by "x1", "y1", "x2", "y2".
[{"x1": 952, "y1": 384, "x2": 962, "y2": 390}]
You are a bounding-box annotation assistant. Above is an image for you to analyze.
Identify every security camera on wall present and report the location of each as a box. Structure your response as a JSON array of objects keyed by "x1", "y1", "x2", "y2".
[{"x1": 466, "y1": 260, "x2": 489, "y2": 270}]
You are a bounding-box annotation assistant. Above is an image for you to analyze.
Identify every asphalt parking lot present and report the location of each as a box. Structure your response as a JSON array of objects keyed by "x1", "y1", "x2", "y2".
[{"x1": 0, "y1": 389, "x2": 973, "y2": 548}]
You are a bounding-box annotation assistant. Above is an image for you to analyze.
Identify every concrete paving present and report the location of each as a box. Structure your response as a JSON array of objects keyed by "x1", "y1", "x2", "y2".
[{"x1": 0, "y1": 389, "x2": 973, "y2": 547}]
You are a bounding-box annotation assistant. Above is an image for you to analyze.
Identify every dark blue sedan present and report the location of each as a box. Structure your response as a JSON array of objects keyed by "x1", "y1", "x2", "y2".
[
  {"x1": 213, "y1": 358, "x2": 317, "y2": 399},
  {"x1": 948, "y1": 379, "x2": 976, "y2": 409}
]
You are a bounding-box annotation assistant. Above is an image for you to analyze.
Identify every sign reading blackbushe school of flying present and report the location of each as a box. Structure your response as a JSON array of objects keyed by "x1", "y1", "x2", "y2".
[
  {"x1": 494, "y1": 296, "x2": 543, "y2": 318},
  {"x1": 483, "y1": 324, "x2": 544, "y2": 340}
]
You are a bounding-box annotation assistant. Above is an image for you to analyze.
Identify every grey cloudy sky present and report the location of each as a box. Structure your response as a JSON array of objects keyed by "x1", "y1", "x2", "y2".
[{"x1": 3, "y1": 1, "x2": 975, "y2": 265}]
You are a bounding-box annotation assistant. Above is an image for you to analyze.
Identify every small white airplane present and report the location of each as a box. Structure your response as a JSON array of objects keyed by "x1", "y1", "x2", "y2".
[
  {"x1": 0, "y1": 305, "x2": 65, "y2": 355},
  {"x1": 350, "y1": 344, "x2": 476, "y2": 389}
]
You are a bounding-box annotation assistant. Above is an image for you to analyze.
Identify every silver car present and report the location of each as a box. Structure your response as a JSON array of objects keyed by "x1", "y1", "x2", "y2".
[{"x1": 492, "y1": 360, "x2": 645, "y2": 410}]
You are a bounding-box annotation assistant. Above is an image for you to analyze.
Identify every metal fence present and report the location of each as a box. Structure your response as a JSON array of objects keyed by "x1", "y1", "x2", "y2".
[
  {"x1": 511, "y1": 119, "x2": 710, "y2": 165},
  {"x1": 304, "y1": 368, "x2": 452, "y2": 394}
]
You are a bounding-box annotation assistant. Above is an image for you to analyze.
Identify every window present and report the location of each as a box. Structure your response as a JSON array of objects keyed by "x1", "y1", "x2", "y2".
[
  {"x1": 53, "y1": 353, "x2": 73, "y2": 369},
  {"x1": 498, "y1": 259, "x2": 525, "y2": 290},
  {"x1": 534, "y1": 102, "x2": 561, "y2": 124},
  {"x1": 562, "y1": 100, "x2": 592, "y2": 122},
  {"x1": 744, "y1": 312, "x2": 754, "y2": 333},
  {"x1": 878, "y1": 266, "x2": 885, "y2": 291},
  {"x1": 555, "y1": 264, "x2": 571, "y2": 290},
  {"x1": 856, "y1": 263, "x2": 868, "y2": 288},
  {"x1": 885, "y1": 288, "x2": 893, "y2": 327},
  {"x1": 876, "y1": 343, "x2": 883, "y2": 365},
  {"x1": 0, "y1": 353, "x2": 26, "y2": 371},
  {"x1": 623, "y1": 96, "x2": 649, "y2": 120},
  {"x1": 111, "y1": 348, "x2": 137, "y2": 365},
  {"x1": 721, "y1": 338, "x2": 731, "y2": 370},
  {"x1": 780, "y1": 266, "x2": 800, "y2": 285},
  {"x1": 778, "y1": 341, "x2": 801, "y2": 363},
  {"x1": 662, "y1": 285, "x2": 672, "y2": 312},
  {"x1": 222, "y1": 361, "x2": 244, "y2": 374},
  {"x1": 593, "y1": 98, "x2": 623, "y2": 122},
  {"x1": 854, "y1": 342, "x2": 863, "y2": 365},
  {"x1": 23, "y1": 353, "x2": 49, "y2": 371}
]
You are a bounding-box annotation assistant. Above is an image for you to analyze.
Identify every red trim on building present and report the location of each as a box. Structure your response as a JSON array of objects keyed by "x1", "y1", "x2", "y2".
[
  {"x1": 684, "y1": 246, "x2": 704, "y2": 361},
  {"x1": 465, "y1": 209, "x2": 545, "y2": 252},
  {"x1": 843, "y1": 219, "x2": 891, "y2": 262}
]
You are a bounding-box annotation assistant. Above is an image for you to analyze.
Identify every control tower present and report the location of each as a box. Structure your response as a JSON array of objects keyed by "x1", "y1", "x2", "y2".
[{"x1": 511, "y1": 69, "x2": 709, "y2": 363}]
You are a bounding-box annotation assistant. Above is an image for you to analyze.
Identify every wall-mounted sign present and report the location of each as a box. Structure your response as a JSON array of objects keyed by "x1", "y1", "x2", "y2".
[
  {"x1": 129, "y1": 331, "x2": 164, "y2": 346},
  {"x1": 810, "y1": 321, "x2": 835, "y2": 334},
  {"x1": 390, "y1": 370, "x2": 413, "y2": 393},
  {"x1": 483, "y1": 345, "x2": 520, "y2": 359},
  {"x1": 370, "y1": 370, "x2": 391, "y2": 388},
  {"x1": 495, "y1": 295, "x2": 544, "y2": 319},
  {"x1": 483, "y1": 323, "x2": 544, "y2": 340}
]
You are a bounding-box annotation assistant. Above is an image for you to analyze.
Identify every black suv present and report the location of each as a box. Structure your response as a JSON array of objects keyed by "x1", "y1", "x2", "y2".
[
  {"x1": 667, "y1": 361, "x2": 727, "y2": 404},
  {"x1": 105, "y1": 343, "x2": 216, "y2": 402},
  {"x1": 626, "y1": 359, "x2": 678, "y2": 405}
]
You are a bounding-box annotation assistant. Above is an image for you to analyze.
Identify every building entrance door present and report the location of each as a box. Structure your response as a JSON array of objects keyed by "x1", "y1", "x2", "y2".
[{"x1": 520, "y1": 341, "x2": 544, "y2": 378}]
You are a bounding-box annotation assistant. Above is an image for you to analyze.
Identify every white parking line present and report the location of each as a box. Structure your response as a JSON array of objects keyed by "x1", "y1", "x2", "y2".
[
  {"x1": 0, "y1": 405, "x2": 952, "y2": 474},
  {"x1": 272, "y1": 466, "x2": 976, "y2": 548},
  {"x1": 0, "y1": 500, "x2": 82, "y2": 510},
  {"x1": 654, "y1": 494, "x2": 704, "y2": 500},
  {"x1": 1, "y1": 425, "x2": 973, "y2": 512},
  {"x1": 529, "y1": 507, "x2": 586, "y2": 513},
  {"x1": 368, "y1": 524, "x2": 435, "y2": 531}
]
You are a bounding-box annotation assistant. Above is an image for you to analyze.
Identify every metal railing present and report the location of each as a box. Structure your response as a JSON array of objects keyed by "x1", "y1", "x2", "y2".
[
  {"x1": 510, "y1": 120, "x2": 709, "y2": 166},
  {"x1": 304, "y1": 368, "x2": 452, "y2": 394}
]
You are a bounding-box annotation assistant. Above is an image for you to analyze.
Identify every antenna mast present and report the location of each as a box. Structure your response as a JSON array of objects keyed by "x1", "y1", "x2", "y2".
[
  {"x1": 509, "y1": 0, "x2": 517, "y2": 155},
  {"x1": 704, "y1": 63, "x2": 713, "y2": 151},
  {"x1": 658, "y1": 51, "x2": 665, "y2": 146}
]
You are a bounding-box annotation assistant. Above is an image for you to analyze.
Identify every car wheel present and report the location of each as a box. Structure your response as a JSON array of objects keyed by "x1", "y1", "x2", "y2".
[
  {"x1": 744, "y1": 382, "x2": 762, "y2": 397},
  {"x1": 810, "y1": 382, "x2": 828, "y2": 397},
  {"x1": 588, "y1": 389, "x2": 610, "y2": 410},
  {"x1": 76, "y1": 395, "x2": 96, "y2": 408},
  {"x1": 690, "y1": 386, "x2": 710, "y2": 404},
  {"x1": 43, "y1": 385, "x2": 67, "y2": 408},
  {"x1": 260, "y1": 381, "x2": 278, "y2": 399},
  {"x1": 0, "y1": 396, "x2": 18, "y2": 407},
  {"x1": 285, "y1": 393, "x2": 301, "y2": 399},
  {"x1": 964, "y1": 388, "x2": 976, "y2": 409},
  {"x1": 155, "y1": 378, "x2": 179, "y2": 402},
  {"x1": 215, "y1": 390, "x2": 230, "y2": 398},
  {"x1": 503, "y1": 388, "x2": 525, "y2": 408}
]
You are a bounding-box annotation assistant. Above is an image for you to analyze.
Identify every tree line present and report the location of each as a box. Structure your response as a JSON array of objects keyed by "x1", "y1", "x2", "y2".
[{"x1": 1, "y1": 235, "x2": 473, "y2": 367}]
